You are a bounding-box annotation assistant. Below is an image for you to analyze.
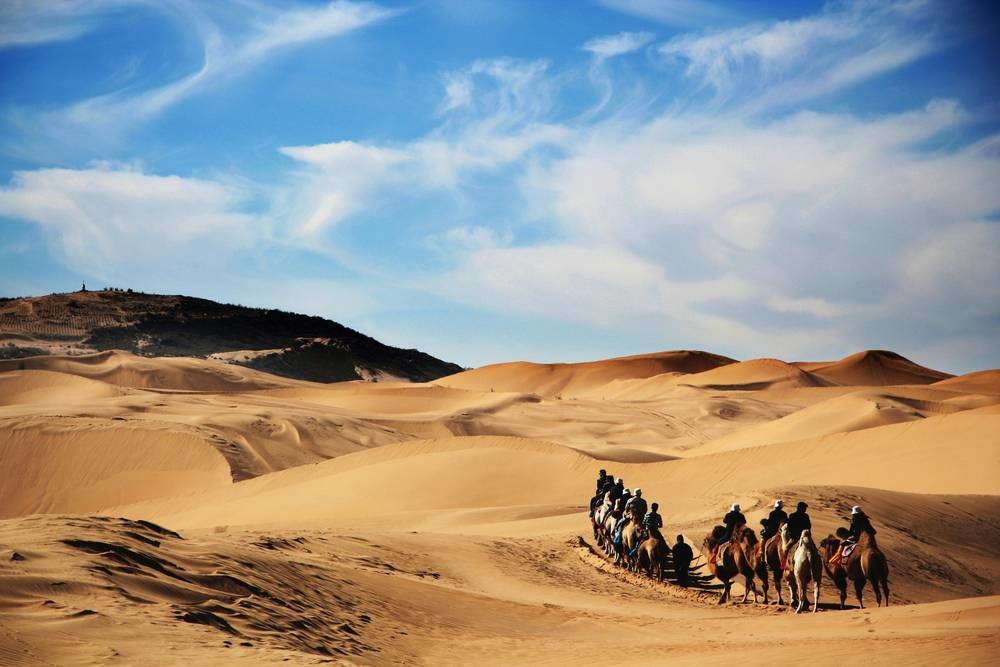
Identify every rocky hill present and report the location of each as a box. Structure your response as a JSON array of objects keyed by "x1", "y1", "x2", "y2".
[{"x1": 0, "y1": 290, "x2": 463, "y2": 383}]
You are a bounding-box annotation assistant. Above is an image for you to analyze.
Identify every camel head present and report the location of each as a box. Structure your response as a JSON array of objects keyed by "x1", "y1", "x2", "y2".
[{"x1": 819, "y1": 535, "x2": 840, "y2": 553}]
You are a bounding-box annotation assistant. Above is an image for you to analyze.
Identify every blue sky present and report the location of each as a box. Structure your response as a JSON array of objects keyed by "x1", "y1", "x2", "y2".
[{"x1": 1, "y1": 0, "x2": 998, "y2": 373}]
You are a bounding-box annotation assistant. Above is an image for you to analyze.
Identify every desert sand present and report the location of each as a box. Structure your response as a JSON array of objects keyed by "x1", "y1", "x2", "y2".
[{"x1": 1, "y1": 349, "x2": 999, "y2": 665}]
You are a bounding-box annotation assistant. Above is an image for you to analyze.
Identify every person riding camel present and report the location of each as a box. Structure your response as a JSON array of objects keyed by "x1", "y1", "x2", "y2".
[
  {"x1": 709, "y1": 503, "x2": 746, "y2": 562},
  {"x1": 595, "y1": 469, "x2": 607, "y2": 495},
  {"x1": 830, "y1": 505, "x2": 877, "y2": 565},
  {"x1": 642, "y1": 502, "x2": 662, "y2": 535},
  {"x1": 608, "y1": 477, "x2": 625, "y2": 504},
  {"x1": 629, "y1": 502, "x2": 664, "y2": 559},
  {"x1": 761, "y1": 499, "x2": 788, "y2": 539},
  {"x1": 720, "y1": 503, "x2": 746, "y2": 542},
  {"x1": 672, "y1": 534, "x2": 693, "y2": 585},
  {"x1": 611, "y1": 489, "x2": 632, "y2": 541},
  {"x1": 590, "y1": 469, "x2": 608, "y2": 517},
  {"x1": 625, "y1": 488, "x2": 648, "y2": 525},
  {"x1": 786, "y1": 501, "x2": 811, "y2": 541}
]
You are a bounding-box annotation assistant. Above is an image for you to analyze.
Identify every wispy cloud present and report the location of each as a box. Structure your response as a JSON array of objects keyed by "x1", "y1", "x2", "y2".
[
  {"x1": 597, "y1": 0, "x2": 733, "y2": 28},
  {"x1": 582, "y1": 31, "x2": 654, "y2": 59},
  {"x1": 0, "y1": 163, "x2": 257, "y2": 281},
  {"x1": 31, "y1": 1, "x2": 398, "y2": 145},
  {"x1": 281, "y1": 59, "x2": 571, "y2": 235},
  {"x1": 0, "y1": 0, "x2": 115, "y2": 48},
  {"x1": 659, "y1": 0, "x2": 943, "y2": 110}
]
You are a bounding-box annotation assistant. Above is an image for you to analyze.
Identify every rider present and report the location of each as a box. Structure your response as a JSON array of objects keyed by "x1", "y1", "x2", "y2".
[
  {"x1": 590, "y1": 469, "x2": 608, "y2": 517},
  {"x1": 608, "y1": 477, "x2": 625, "y2": 504},
  {"x1": 672, "y1": 534, "x2": 693, "y2": 585},
  {"x1": 785, "y1": 501, "x2": 812, "y2": 541},
  {"x1": 830, "y1": 505, "x2": 877, "y2": 565},
  {"x1": 642, "y1": 502, "x2": 663, "y2": 535},
  {"x1": 762, "y1": 499, "x2": 788, "y2": 539},
  {"x1": 595, "y1": 469, "x2": 607, "y2": 495},
  {"x1": 625, "y1": 488, "x2": 648, "y2": 525},
  {"x1": 612, "y1": 488, "x2": 632, "y2": 540},
  {"x1": 720, "y1": 503, "x2": 746, "y2": 543}
]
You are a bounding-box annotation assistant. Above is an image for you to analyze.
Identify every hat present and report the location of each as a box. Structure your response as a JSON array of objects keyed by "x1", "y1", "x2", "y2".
[
  {"x1": 851, "y1": 505, "x2": 862, "y2": 515},
  {"x1": 731, "y1": 503, "x2": 741, "y2": 512},
  {"x1": 634, "y1": 488, "x2": 642, "y2": 496},
  {"x1": 615, "y1": 477, "x2": 622, "y2": 484},
  {"x1": 774, "y1": 499, "x2": 783, "y2": 509}
]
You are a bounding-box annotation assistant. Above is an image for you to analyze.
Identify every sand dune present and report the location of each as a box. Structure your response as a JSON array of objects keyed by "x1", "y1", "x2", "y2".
[
  {"x1": 691, "y1": 388, "x2": 990, "y2": 454},
  {"x1": 676, "y1": 358, "x2": 830, "y2": 390},
  {"x1": 802, "y1": 350, "x2": 953, "y2": 386},
  {"x1": 1, "y1": 347, "x2": 998, "y2": 664},
  {"x1": 0, "y1": 415, "x2": 231, "y2": 518},
  {"x1": 0, "y1": 350, "x2": 304, "y2": 392},
  {"x1": 0, "y1": 369, "x2": 127, "y2": 406},
  {"x1": 933, "y1": 368, "x2": 1000, "y2": 395},
  {"x1": 435, "y1": 350, "x2": 735, "y2": 397}
]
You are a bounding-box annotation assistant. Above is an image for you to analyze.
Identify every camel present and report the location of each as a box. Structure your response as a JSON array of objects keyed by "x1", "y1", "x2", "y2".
[
  {"x1": 819, "y1": 531, "x2": 890, "y2": 609},
  {"x1": 619, "y1": 519, "x2": 643, "y2": 570},
  {"x1": 702, "y1": 525, "x2": 760, "y2": 604},
  {"x1": 636, "y1": 528, "x2": 670, "y2": 580},
  {"x1": 790, "y1": 529, "x2": 823, "y2": 613},
  {"x1": 592, "y1": 493, "x2": 612, "y2": 542},
  {"x1": 752, "y1": 526, "x2": 788, "y2": 605}
]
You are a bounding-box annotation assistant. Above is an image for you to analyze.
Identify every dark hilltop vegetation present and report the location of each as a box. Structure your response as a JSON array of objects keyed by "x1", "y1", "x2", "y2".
[{"x1": 0, "y1": 289, "x2": 462, "y2": 383}]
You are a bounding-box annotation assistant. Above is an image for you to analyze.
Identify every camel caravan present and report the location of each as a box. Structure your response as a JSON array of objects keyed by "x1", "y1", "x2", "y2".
[{"x1": 588, "y1": 470, "x2": 890, "y2": 612}]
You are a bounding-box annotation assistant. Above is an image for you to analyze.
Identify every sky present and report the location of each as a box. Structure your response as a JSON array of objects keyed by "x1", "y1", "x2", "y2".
[{"x1": 0, "y1": 0, "x2": 998, "y2": 373}]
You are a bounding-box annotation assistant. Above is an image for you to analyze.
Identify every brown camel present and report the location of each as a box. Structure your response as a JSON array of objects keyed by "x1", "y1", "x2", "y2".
[
  {"x1": 619, "y1": 520, "x2": 643, "y2": 570},
  {"x1": 750, "y1": 523, "x2": 788, "y2": 605},
  {"x1": 819, "y1": 531, "x2": 890, "y2": 609},
  {"x1": 791, "y1": 529, "x2": 823, "y2": 613},
  {"x1": 637, "y1": 527, "x2": 670, "y2": 580},
  {"x1": 702, "y1": 525, "x2": 760, "y2": 604}
]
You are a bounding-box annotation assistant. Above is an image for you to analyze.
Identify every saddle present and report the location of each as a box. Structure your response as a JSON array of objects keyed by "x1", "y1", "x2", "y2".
[{"x1": 841, "y1": 541, "x2": 858, "y2": 560}]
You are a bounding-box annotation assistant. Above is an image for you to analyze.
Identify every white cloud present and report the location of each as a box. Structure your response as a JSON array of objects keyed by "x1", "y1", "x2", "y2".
[
  {"x1": 659, "y1": 0, "x2": 941, "y2": 109},
  {"x1": 0, "y1": 0, "x2": 113, "y2": 48},
  {"x1": 279, "y1": 59, "x2": 571, "y2": 234},
  {"x1": 0, "y1": 164, "x2": 257, "y2": 281},
  {"x1": 38, "y1": 1, "x2": 398, "y2": 140},
  {"x1": 597, "y1": 0, "x2": 733, "y2": 28},
  {"x1": 582, "y1": 31, "x2": 654, "y2": 59}
]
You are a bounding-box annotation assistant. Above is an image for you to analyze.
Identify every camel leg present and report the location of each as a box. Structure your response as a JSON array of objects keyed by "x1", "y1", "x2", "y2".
[
  {"x1": 741, "y1": 574, "x2": 758, "y2": 603},
  {"x1": 812, "y1": 579, "x2": 820, "y2": 612},
  {"x1": 854, "y1": 578, "x2": 866, "y2": 609},
  {"x1": 718, "y1": 582, "x2": 731, "y2": 605},
  {"x1": 881, "y1": 575, "x2": 890, "y2": 607},
  {"x1": 774, "y1": 570, "x2": 784, "y2": 605},
  {"x1": 795, "y1": 576, "x2": 805, "y2": 613},
  {"x1": 787, "y1": 576, "x2": 798, "y2": 609},
  {"x1": 871, "y1": 574, "x2": 882, "y2": 607}
]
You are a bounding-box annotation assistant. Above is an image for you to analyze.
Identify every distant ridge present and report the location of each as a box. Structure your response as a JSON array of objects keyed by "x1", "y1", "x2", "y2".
[
  {"x1": 0, "y1": 291, "x2": 462, "y2": 383},
  {"x1": 435, "y1": 350, "x2": 736, "y2": 396}
]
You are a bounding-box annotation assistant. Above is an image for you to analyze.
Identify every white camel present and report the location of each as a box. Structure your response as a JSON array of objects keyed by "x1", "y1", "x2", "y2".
[{"x1": 791, "y1": 529, "x2": 823, "y2": 613}]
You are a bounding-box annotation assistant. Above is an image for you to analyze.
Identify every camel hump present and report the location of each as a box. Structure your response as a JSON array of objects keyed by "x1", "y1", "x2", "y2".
[{"x1": 710, "y1": 525, "x2": 727, "y2": 540}]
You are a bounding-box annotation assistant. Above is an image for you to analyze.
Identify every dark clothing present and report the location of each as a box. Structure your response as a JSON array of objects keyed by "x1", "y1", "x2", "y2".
[
  {"x1": 608, "y1": 481, "x2": 624, "y2": 503},
  {"x1": 672, "y1": 541, "x2": 693, "y2": 584},
  {"x1": 626, "y1": 496, "x2": 648, "y2": 519},
  {"x1": 786, "y1": 510, "x2": 811, "y2": 541},
  {"x1": 723, "y1": 510, "x2": 746, "y2": 533},
  {"x1": 595, "y1": 474, "x2": 607, "y2": 495},
  {"x1": 848, "y1": 513, "x2": 876, "y2": 541},
  {"x1": 763, "y1": 508, "x2": 788, "y2": 538},
  {"x1": 642, "y1": 511, "x2": 662, "y2": 531},
  {"x1": 599, "y1": 478, "x2": 615, "y2": 497}
]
